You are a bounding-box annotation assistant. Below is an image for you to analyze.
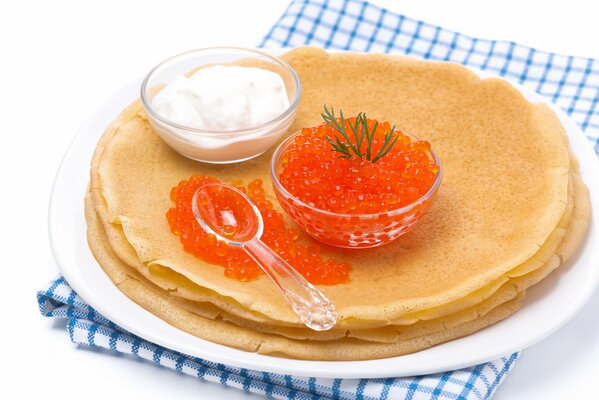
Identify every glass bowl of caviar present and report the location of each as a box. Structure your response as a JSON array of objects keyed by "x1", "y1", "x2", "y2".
[
  {"x1": 140, "y1": 47, "x2": 302, "y2": 164},
  {"x1": 270, "y1": 109, "x2": 442, "y2": 249}
]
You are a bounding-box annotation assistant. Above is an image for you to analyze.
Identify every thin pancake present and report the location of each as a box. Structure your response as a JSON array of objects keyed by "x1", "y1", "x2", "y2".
[
  {"x1": 86, "y1": 170, "x2": 589, "y2": 359},
  {"x1": 93, "y1": 48, "x2": 576, "y2": 325}
]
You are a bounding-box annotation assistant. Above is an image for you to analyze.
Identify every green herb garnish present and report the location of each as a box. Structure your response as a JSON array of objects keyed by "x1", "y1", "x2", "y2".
[{"x1": 321, "y1": 105, "x2": 399, "y2": 163}]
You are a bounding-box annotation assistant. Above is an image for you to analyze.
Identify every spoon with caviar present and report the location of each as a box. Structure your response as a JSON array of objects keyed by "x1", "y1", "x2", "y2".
[{"x1": 192, "y1": 183, "x2": 338, "y2": 331}]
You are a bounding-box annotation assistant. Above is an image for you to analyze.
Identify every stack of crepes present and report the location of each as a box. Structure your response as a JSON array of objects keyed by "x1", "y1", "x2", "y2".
[{"x1": 86, "y1": 47, "x2": 590, "y2": 361}]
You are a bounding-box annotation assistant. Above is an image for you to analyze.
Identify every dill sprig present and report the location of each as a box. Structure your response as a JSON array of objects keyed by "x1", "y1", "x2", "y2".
[{"x1": 321, "y1": 105, "x2": 399, "y2": 163}]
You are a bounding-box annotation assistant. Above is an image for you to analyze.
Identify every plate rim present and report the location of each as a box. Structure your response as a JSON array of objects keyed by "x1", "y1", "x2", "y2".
[{"x1": 48, "y1": 48, "x2": 599, "y2": 378}]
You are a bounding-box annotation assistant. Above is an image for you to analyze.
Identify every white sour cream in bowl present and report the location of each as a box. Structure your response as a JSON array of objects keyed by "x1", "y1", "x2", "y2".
[{"x1": 141, "y1": 47, "x2": 301, "y2": 164}]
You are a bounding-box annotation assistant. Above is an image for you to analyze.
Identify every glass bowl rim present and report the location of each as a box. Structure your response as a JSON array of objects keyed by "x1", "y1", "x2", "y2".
[
  {"x1": 140, "y1": 46, "x2": 302, "y2": 137},
  {"x1": 270, "y1": 129, "x2": 443, "y2": 220}
]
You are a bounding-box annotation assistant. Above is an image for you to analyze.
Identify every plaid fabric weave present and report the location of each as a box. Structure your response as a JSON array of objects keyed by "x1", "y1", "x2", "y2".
[{"x1": 40, "y1": 0, "x2": 599, "y2": 398}]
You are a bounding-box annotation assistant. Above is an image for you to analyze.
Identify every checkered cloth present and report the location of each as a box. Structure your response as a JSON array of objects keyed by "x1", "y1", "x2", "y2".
[
  {"x1": 39, "y1": 1, "x2": 599, "y2": 399},
  {"x1": 39, "y1": 277, "x2": 519, "y2": 400}
]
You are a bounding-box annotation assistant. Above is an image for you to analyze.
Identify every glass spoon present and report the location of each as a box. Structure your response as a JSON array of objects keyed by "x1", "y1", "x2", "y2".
[{"x1": 191, "y1": 183, "x2": 338, "y2": 331}]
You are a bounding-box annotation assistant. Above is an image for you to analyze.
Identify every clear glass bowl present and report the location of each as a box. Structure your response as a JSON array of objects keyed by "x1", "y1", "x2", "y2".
[
  {"x1": 270, "y1": 131, "x2": 443, "y2": 249},
  {"x1": 140, "y1": 47, "x2": 301, "y2": 164}
]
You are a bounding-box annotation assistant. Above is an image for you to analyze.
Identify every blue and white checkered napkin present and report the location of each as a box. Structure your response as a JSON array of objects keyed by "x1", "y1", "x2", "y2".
[
  {"x1": 39, "y1": 1, "x2": 599, "y2": 399},
  {"x1": 38, "y1": 277, "x2": 519, "y2": 400}
]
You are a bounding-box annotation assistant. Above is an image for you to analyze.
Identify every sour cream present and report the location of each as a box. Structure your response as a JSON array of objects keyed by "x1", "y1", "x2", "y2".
[{"x1": 151, "y1": 65, "x2": 290, "y2": 131}]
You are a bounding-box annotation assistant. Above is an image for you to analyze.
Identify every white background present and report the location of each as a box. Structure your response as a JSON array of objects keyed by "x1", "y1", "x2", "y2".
[{"x1": 3, "y1": 0, "x2": 598, "y2": 398}]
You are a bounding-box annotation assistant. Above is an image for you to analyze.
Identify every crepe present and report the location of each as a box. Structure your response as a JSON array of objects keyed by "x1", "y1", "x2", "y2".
[
  {"x1": 85, "y1": 48, "x2": 591, "y2": 359},
  {"x1": 90, "y1": 47, "x2": 584, "y2": 328},
  {"x1": 85, "y1": 165, "x2": 589, "y2": 359}
]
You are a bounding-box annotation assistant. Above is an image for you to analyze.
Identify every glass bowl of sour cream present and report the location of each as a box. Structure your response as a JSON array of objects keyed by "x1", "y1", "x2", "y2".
[{"x1": 141, "y1": 47, "x2": 302, "y2": 164}]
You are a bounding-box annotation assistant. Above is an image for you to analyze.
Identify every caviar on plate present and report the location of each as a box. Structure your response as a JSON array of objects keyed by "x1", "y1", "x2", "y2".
[
  {"x1": 278, "y1": 107, "x2": 440, "y2": 214},
  {"x1": 166, "y1": 175, "x2": 351, "y2": 284}
]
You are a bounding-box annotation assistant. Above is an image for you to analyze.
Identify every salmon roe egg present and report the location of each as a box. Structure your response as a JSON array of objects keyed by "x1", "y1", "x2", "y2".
[
  {"x1": 166, "y1": 175, "x2": 351, "y2": 284},
  {"x1": 278, "y1": 119, "x2": 440, "y2": 214}
]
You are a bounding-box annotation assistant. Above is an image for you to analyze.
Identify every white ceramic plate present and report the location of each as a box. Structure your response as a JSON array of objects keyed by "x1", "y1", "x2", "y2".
[{"x1": 49, "y1": 50, "x2": 599, "y2": 379}]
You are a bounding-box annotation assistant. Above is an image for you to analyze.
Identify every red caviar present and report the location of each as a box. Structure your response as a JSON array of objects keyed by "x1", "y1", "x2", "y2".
[
  {"x1": 166, "y1": 175, "x2": 350, "y2": 284},
  {"x1": 278, "y1": 119, "x2": 440, "y2": 214}
]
